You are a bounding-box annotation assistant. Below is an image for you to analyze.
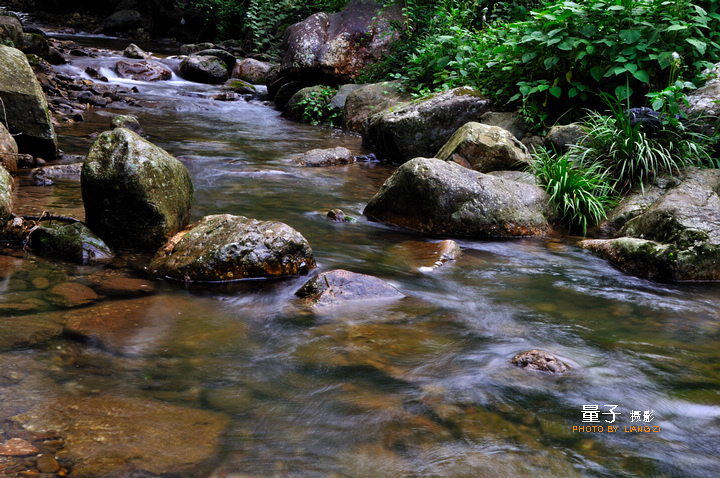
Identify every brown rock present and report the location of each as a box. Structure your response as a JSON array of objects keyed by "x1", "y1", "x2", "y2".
[
  {"x1": 0, "y1": 438, "x2": 39, "y2": 456},
  {"x1": 511, "y1": 350, "x2": 567, "y2": 374},
  {"x1": 294, "y1": 147, "x2": 354, "y2": 167},
  {"x1": 0, "y1": 312, "x2": 65, "y2": 351},
  {"x1": 35, "y1": 453, "x2": 60, "y2": 473},
  {"x1": 44, "y1": 282, "x2": 99, "y2": 308},
  {"x1": 116, "y1": 60, "x2": 172, "y2": 81},
  {"x1": 386, "y1": 239, "x2": 462, "y2": 272},
  {"x1": 90, "y1": 276, "x2": 155, "y2": 297},
  {"x1": 11, "y1": 395, "x2": 229, "y2": 477}
]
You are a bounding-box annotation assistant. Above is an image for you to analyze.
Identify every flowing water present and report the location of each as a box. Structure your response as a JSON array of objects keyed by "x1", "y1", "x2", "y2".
[{"x1": 3, "y1": 33, "x2": 720, "y2": 477}]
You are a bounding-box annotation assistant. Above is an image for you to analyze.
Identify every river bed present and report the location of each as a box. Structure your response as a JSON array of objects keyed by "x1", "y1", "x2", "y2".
[{"x1": 2, "y1": 33, "x2": 720, "y2": 477}]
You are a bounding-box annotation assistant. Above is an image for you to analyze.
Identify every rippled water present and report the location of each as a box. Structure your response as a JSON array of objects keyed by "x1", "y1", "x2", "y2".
[{"x1": 4, "y1": 35, "x2": 720, "y2": 477}]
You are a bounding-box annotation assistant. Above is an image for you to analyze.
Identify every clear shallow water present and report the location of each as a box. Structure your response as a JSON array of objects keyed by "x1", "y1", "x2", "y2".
[{"x1": 4, "y1": 38, "x2": 720, "y2": 477}]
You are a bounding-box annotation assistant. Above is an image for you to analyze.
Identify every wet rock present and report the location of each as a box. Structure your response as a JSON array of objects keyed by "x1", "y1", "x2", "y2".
[
  {"x1": 544, "y1": 124, "x2": 585, "y2": 154},
  {"x1": 0, "y1": 164, "x2": 12, "y2": 223},
  {"x1": 81, "y1": 128, "x2": 194, "y2": 251},
  {"x1": 386, "y1": 239, "x2": 462, "y2": 273},
  {"x1": 232, "y1": 57, "x2": 272, "y2": 84},
  {"x1": 0, "y1": 438, "x2": 39, "y2": 456},
  {"x1": 84, "y1": 65, "x2": 107, "y2": 81},
  {"x1": 363, "y1": 87, "x2": 491, "y2": 163},
  {"x1": 116, "y1": 59, "x2": 172, "y2": 81},
  {"x1": 123, "y1": 43, "x2": 150, "y2": 60},
  {"x1": 0, "y1": 122, "x2": 18, "y2": 173},
  {"x1": 581, "y1": 168, "x2": 720, "y2": 281},
  {"x1": 364, "y1": 158, "x2": 552, "y2": 237},
  {"x1": 284, "y1": 85, "x2": 337, "y2": 122},
  {"x1": 11, "y1": 395, "x2": 229, "y2": 477},
  {"x1": 195, "y1": 49, "x2": 237, "y2": 71},
  {"x1": 0, "y1": 45, "x2": 57, "y2": 158},
  {"x1": 331, "y1": 83, "x2": 364, "y2": 111},
  {"x1": 21, "y1": 32, "x2": 50, "y2": 60},
  {"x1": 511, "y1": 350, "x2": 567, "y2": 374},
  {"x1": 31, "y1": 163, "x2": 83, "y2": 183},
  {"x1": 436, "y1": 122, "x2": 530, "y2": 173},
  {"x1": 111, "y1": 114, "x2": 144, "y2": 136},
  {"x1": 294, "y1": 146, "x2": 354, "y2": 167},
  {"x1": 295, "y1": 269, "x2": 403, "y2": 308},
  {"x1": 686, "y1": 62, "x2": 720, "y2": 117},
  {"x1": 149, "y1": 214, "x2": 316, "y2": 282},
  {"x1": 28, "y1": 221, "x2": 114, "y2": 265},
  {"x1": 327, "y1": 209, "x2": 350, "y2": 222},
  {"x1": 44, "y1": 282, "x2": 99, "y2": 308},
  {"x1": 0, "y1": 312, "x2": 64, "y2": 351},
  {"x1": 35, "y1": 453, "x2": 60, "y2": 473},
  {"x1": 89, "y1": 274, "x2": 155, "y2": 298},
  {"x1": 179, "y1": 55, "x2": 229, "y2": 84},
  {"x1": 97, "y1": 9, "x2": 142, "y2": 35}
]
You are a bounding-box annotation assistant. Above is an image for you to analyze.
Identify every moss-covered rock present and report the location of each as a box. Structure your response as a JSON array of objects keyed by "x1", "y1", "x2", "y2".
[
  {"x1": 436, "y1": 122, "x2": 530, "y2": 173},
  {"x1": 364, "y1": 157, "x2": 552, "y2": 237},
  {"x1": 343, "y1": 81, "x2": 411, "y2": 131},
  {"x1": 28, "y1": 221, "x2": 113, "y2": 265},
  {"x1": 149, "y1": 214, "x2": 315, "y2": 282},
  {"x1": 0, "y1": 45, "x2": 57, "y2": 158},
  {"x1": 363, "y1": 87, "x2": 491, "y2": 163},
  {"x1": 0, "y1": 12, "x2": 23, "y2": 50},
  {"x1": 0, "y1": 165, "x2": 13, "y2": 224},
  {"x1": 581, "y1": 169, "x2": 720, "y2": 281},
  {"x1": 81, "y1": 128, "x2": 193, "y2": 251}
]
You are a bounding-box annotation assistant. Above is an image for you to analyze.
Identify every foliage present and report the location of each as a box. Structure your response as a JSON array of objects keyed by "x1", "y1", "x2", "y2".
[{"x1": 296, "y1": 86, "x2": 341, "y2": 126}]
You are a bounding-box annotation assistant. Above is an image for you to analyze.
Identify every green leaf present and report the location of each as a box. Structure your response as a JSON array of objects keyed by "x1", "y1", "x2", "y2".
[
  {"x1": 619, "y1": 29, "x2": 642, "y2": 44},
  {"x1": 549, "y1": 86, "x2": 562, "y2": 98},
  {"x1": 568, "y1": 87, "x2": 579, "y2": 98},
  {"x1": 666, "y1": 24, "x2": 687, "y2": 32},
  {"x1": 586, "y1": 45, "x2": 596, "y2": 54},
  {"x1": 687, "y1": 38, "x2": 707, "y2": 55},
  {"x1": 522, "y1": 52, "x2": 538, "y2": 62},
  {"x1": 544, "y1": 56, "x2": 560, "y2": 69},
  {"x1": 519, "y1": 85, "x2": 532, "y2": 96},
  {"x1": 632, "y1": 69, "x2": 650, "y2": 83},
  {"x1": 436, "y1": 56, "x2": 450, "y2": 69},
  {"x1": 590, "y1": 66, "x2": 604, "y2": 82},
  {"x1": 651, "y1": 98, "x2": 664, "y2": 111}
]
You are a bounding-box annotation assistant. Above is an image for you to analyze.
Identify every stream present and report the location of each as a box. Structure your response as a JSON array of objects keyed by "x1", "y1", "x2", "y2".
[{"x1": 3, "y1": 31, "x2": 720, "y2": 477}]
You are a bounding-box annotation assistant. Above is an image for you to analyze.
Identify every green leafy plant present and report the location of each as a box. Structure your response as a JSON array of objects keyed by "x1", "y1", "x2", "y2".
[
  {"x1": 529, "y1": 147, "x2": 614, "y2": 234},
  {"x1": 296, "y1": 86, "x2": 341, "y2": 126}
]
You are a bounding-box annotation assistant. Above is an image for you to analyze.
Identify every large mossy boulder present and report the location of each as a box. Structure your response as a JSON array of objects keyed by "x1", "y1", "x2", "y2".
[
  {"x1": 436, "y1": 122, "x2": 530, "y2": 172},
  {"x1": 0, "y1": 165, "x2": 12, "y2": 224},
  {"x1": 179, "y1": 55, "x2": 229, "y2": 84},
  {"x1": 28, "y1": 221, "x2": 114, "y2": 265},
  {"x1": 81, "y1": 128, "x2": 193, "y2": 251},
  {"x1": 581, "y1": 168, "x2": 720, "y2": 281},
  {"x1": 149, "y1": 214, "x2": 316, "y2": 282},
  {"x1": 343, "y1": 81, "x2": 411, "y2": 131},
  {"x1": 364, "y1": 157, "x2": 552, "y2": 237},
  {"x1": 363, "y1": 87, "x2": 491, "y2": 163},
  {"x1": 0, "y1": 45, "x2": 57, "y2": 158}
]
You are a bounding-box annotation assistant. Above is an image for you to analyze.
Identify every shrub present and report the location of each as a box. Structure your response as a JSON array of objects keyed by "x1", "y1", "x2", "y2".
[{"x1": 296, "y1": 86, "x2": 341, "y2": 126}]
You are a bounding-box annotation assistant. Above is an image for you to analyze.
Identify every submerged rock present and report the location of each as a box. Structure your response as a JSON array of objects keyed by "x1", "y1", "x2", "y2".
[
  {"x1": 11, "y1": 395, "x2": 229, "y2": 477},
  {"x1": 511, "y1": 350, "x2": 567, "y2": 374},
  {"x1": 294, "y1": 146, "x2": 354, "y2": 167},
  {"x1": 582, "y1": 168, "x2": 720, "y2": 281},
  {"x1": 0, "y1": 312, "x2": 64, "y2": 351},
  {"x1": 81, "y1": 128, "x2": 194, "y2": 251},
  {"x1": 363, "y1": 87, "x2": 491, "y2": 163},
  {"x1": 149, "y1": 214, "x2": 316, "y2": 282},
  {"x1": 436, "y1": 122, "x2": 530, "y2": 173},
  {"x1": 44, "y1": 282, "x2": 99, "y2": 308},
  {"x1": 385, "y1": 239, "x2": 462, "y2": 273},
  {"x1": 28, "y1": 221, "x2": 114, "y2": 265},
  {"x1": 0, "y1": 44, "x2": 57, "y2": 158},
  {"x1": 295, "y1": 269, "x2": 403, "y2": 308},
  {"x1": 364, "y1": 157, "x2": 552, "y2": 237}
]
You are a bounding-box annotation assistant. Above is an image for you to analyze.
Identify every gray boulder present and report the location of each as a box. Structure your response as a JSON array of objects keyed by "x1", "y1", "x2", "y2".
[
  {"x1": 123, "y1": 43, "x2": 150, "y2": 60},
  {"x1": 81, "y1": 128, "x2": 193, "y2": 251},
  {"x1": 363, "y1": 87, "x2": 491, "y2": 163},
  {"x1": 149, "y1": 214, "x2": 316, "y2": 282},
  {"x1": 343, "y1": 81, "x2": 411, "y2": 131},
  {"x1": 116, "y1": 60, "x2": 172, "y2": 81},
  {"x1": 436, "y1": 122, "x2": 530, "y2": 172},
  {"x1": 232, "y1": 58, "x2": 273, "y2": 84},
  {"x1": 111, "y1": 114, "x2": 145, "y2": 136},
  {"x1": 479, "y1": 111, "x2": 528, "y2": 140},
  {"x1": 0, "y1": 122, "x2": 18, "y2": 173},
  {"x1": 179, "y1": 55, "x2": 228, "y2": 84},
  {"x1": 330, "y1": 84, "x2": 364, "y2": 110},
  {"x1": 0, "y1": 45, "x2": 57, "y2": 158},
  {"x1": 28, "y1": 221, "x2": 114, "y2": 265},
  {"x1": 364, "y1": 157, "x2": 552, "y2": 237},
  {"x1": 686, "y1": 62, "x2": 720, "y2": 117},
  {"x1": 195, "y1": 49, "x2": 236, "y2": 71},
  {"x1": 294, "y1": 147, "x2": 354, "y2": 167},
  {"x1": 21, "y1": 33, "x2": 50, "y2": 59},
  {"x1": 295, "y1": 269, "x2": 403, "y2": 308},
  {"x1": 0, "y1": 165, "x2": 12, "y2": 224},
  {"x1": 581, "y1": 168, "x2": 720, "y2": 281}
]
